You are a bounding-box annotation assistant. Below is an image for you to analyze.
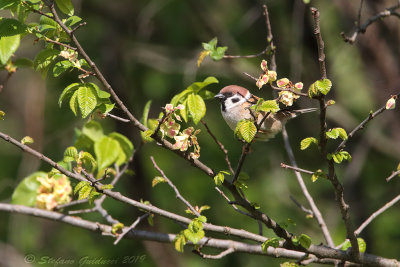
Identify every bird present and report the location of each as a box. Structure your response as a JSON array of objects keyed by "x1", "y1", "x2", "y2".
[{"x1": 214, "y1": 85, "x2": 317, "y2": 141}]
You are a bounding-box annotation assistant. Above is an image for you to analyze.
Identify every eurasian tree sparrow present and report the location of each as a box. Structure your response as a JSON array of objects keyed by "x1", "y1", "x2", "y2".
[{"x1": 215, "y1": 85, "x2": 316, "y2": 141}]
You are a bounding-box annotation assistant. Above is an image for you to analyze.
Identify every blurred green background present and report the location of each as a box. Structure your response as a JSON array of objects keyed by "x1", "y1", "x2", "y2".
[{"x1": 1, "y1": 0, "x2": 400, "y2": 266}]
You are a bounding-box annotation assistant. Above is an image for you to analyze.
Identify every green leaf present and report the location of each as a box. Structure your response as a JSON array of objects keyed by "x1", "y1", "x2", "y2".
[
  {"x1": 315, "y1": 79, "x2": 332, "y2": 95},
  {"x1": 326, "y1": 129, "x2": 339, "y2": 139},
  {"x1": 328, "y1": 151, "x2": 352, "y2": 164},
  {"x1": 77, "y1": 184, "x2": 93, "y2": 200},
  {"x1": 74, "y1": 180, "x2": 90, "y2": 195},
  {"x1": 111, "y1": 222, "x2": 124, "y2": 235},
  {"x1": 261, "y1": 238, "x2": 280, "y2": 252},
  {"x1": 109, "y1": 132, "x2": 134, "y2": 165},
  {"x1": 202, "y1": 37, "x2": 217, "y2": 51},
  {"x1": 187, "y1": 76, "x2": 219, "y2": 94},
  {"x1": 63, "y1": 146, "x2": 78, "y2": 162},
  {"x1": 183, "y1": 229, "x2": 204, "y2": 244},
  {"x1": 0, "y1": 0, "x2": 20, "y2": 10},
  {"x1": 100, "y1": 184, "x2": 113, "y2": 190},
  {"x1": 65, "y1": 15, "x2": 81, "y2": 27},
  {"x1": 152, "y1": 176, "x2": 166, "y2": 187},
  {"x1": 141, "y1": 100, "x2": 152, "y2": 127},
  {"x1": 33, "y1": 48, "x2": 59, "y2": 75},
  {"x1": 94, "y1": 136, "x2": 120, "y2": 170},
  {"x1": 210, "y1": 46, "x2": 227, "y2": 61},
  {"x1": 13, "y1": 57, "x2": 33, "y2": 68},
  {"x1": 300, "y1": 137, "x2": 318, "y2": 150},
  {"x1": 82, "y1": 120, "x2": 104, "y2": 142},
  {"x1": 11, "y1": 172, "x2": 47, "y2": 206},
  {"x1": 55, "y1": 0, "x2": 74, "y2": 16},
  {"x1": 256, "y1": 100, "x2": 280, "y2": 113},
  {"x1": 0, "y1": 35, "x2": 20, "y2": 65},
  {"x1": 336, "y1": 128, "x2": 348, "y2": 140},
  {"x1": 21, "y1": 136, "x2": 34, "y2": 145},
  {"x1": 0, "y1": 110, "x2": 5, "y2": 120},
  {"x1": 281, "y1": 262, "x2": 299, "y2": 267},
  {"x1": 298, "y1": 234, "x2": 312, "y2": 249},
  {"x1": 174, "y1": 233, "x2": 186, "y2": 252},
  {"x1": 0, "y1": 18, "x2": 27, "y2": 37},
  {"x1": 80, "y1": 151, "x2": 97, "y2": 172},
  {"x1": 311, "y1": 169, "x2": 326, "y2": 182},
  {"x1": 214, "y1": 172, "x2": 225, "y2": 186},
  {"x1": 53, "y1": 60, "x2": 73, "y2": 77},
  {"x1": 187, "y1": 93, "x2": 206, "y2": 124},
  {"x1": 197, "y1": 89, "x2": 215, "y2": 100},
  {"x1": 341, "y1": 238, "x2": 366, "y2": 253},
  {"x1": 59, "y1": 83, "x2": 80, "y2": 107},
  {"x1": 69, "y1": 90, "x2": 79, "y2": 116},
  {"x1": 235, "y1": 120, "x2": 257, "y2": 143},
  {"x1": 77, "y1": 84, "x2": 97, "y2": 118}
]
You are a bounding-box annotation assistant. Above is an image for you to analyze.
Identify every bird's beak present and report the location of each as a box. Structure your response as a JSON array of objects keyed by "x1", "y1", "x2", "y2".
[{"x1": 214, "y1": 93, "x2": 224, "y2": 100}]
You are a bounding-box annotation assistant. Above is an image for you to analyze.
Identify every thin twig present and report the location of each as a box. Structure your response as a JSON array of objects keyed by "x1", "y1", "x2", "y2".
[
  {"x1": 290, "y1": 196, "x2": 314, "y2": 217},
  {"x1": 68, "y1": 207, "x2": 96, "y2": 215},
  {"x1": 151, "y1": 156, "x2": 201, "y2": 217},
  {"x1": 282, "y1": 128, "x2": 335, "y2": 248},
  {"x1": 354, "y1": 194, "x2": 400, "y2": 236},
  {"x1": 214, "y1": 187, "x2": 254, "y2": 218},
  {"x1": 71, "y1": 22, "x2": 87, "y2": 33},
  {"x1": 201, "y1": 120, "x2": 234, "y2": 174},
  {"x1": 310, "y1": 8, "x2": 327, "y2": 79},
  {"x1": 335, "y1": 93, "x2": 400, "y2": 153},
  {"x1": 386, "y1": 170, "x2": 400, "y2": 182},
  {"x1": 193, "y1": 247, "x2": 235, "y2": 259},
  {"x1": 280, "y1": 163, "x2": 314, "y2": 175},
  {"x1": 107, "y1": 113, "x2": 130, "y2": 122},
  {"x1": 223, "y1": 47, "x2": 268, "y2": 59},
  {"x1": 263, "y1": 4, "x2": 276, "y2": 71},
  {"x1": 44, "y1": 37, "x2": 77, "y2": 50},
  {"x1": 341, "y1": 3, "x2": 400, "y2": 44},
  {"x1": 114, "y1": 213, "x2": 149, "y2": 245}
]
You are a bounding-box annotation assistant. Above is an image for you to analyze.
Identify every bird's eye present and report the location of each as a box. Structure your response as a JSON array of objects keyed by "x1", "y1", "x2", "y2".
[{"x1": 231, "y1": 98, "x2": 240, "y2": 103}]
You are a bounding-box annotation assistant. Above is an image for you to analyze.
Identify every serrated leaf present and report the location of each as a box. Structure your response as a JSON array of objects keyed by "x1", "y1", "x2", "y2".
[
  {"x1": 197, "y1": 215, "x2": 207, "y2": 223},
  {"x1": 94, "y1": 136, "x2": 120, "y2": 170},
  {"x1": 300, "y1": 137, "x2": 318, "y2": 150},
  {"x1": 0, "y1": 18, "x2": 27, "y2": 37},
  {"x1": 336, "y1": 128, "x2": 348, "y2": 140},
  {"x1": 100, "y1": 184, "x2": 113, "y2": 190},
  {"x1": 109, "y1": 132, "x2": 134, "y2": 165},
  {"x1": 341, "y1": 238, "x2": 366, "y2": 253},
  {"x1": 187, "y1": 76, "x2": 219, "y2": 94},
  {"x1": 33, "y1": 48, "x2": 59, "y2": 71},
  {"x1": 214, "y1": 172, "x2": 225, "y2": 186},
  {"x1": 256, "y1": 100, "x2": 280, "y2": 113},
  {"x1": 298, "y1": 234, "x2": 312, "y2": 249},
  {"x1": 184, "y1": 229, "x2": 204, "y2": 244},
  {"x1": 21, "y1": 136, "x2": 34, "y2": 145},
  {"x1": 77, "y1": 184, "x2": 92, "y2": 200},
  {"x1": 82, "y1": 120, "x2": 104, "y2": 142},
  {"x1": 261, "y1": 238, "x2": 280, "y2": 252},
  {"x1": 152, "y1": 176, "x2": 166, "y2": 187},
  {"x1": 63, "y1": 146, "x2": 78, "y2": 162},
  {"x1": 0, "y1": 35, "x2": 20, "y2": 65},
  {"x1": 59, "y1": 83, "x2": 80, "y2": 107},
  {"x1": 315, "y1": 79, "x2": 332, "y2": 95},
  {"x1": 55, "y1": 0, "x2": 74, "y2": 16},
  {"x1": 77, "y1": 85, "x2": 97, "y2": 118},
  {"x1": 80, "y1": 151, "x2": 97, "y2": 172},
  {"x1": 235, "y1": 120, "x2": 257, "y2": 143},
  {"x1": 210, "y1": 46, "x2": 227, "y2": 61},
  {"x1": 11, "y1": 172, "x2": 46, "y2": 206},
  {"x1": 311, "y1": 169, "x2": 326, "y2": 182},
  {"x1": 326, "y1": 129, "x2": 339, "y2": 139},
  {"x1": 69, "y1": 90, "x2": 79, "y2": 116},
  {"x1": 65, "y1": 15, "x2": 81, "y2": 27},
  {"x1": 202, "y1": 37, "x2": 217, "y2": 51},
  {"x1": 53, "y1": 60, "x2": 73, "y2": 77},
  {"x1": 187, "y1": 93, "x2": 206, "y2": 124},
  {"x1": 174, "y1": 233, "x2": 186, "y2": 252},
  {"x1": 74, "y1": 180, "x2": 90, "y2": 195}
]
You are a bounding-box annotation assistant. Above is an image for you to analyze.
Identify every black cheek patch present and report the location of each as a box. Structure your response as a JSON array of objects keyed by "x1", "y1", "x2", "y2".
[{"x1": 231, "y1": 98, "x2": 240, "y2": 103}]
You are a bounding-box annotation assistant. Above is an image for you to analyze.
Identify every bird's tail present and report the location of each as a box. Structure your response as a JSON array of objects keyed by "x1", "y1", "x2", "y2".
[{"x1": 292, "y1": 108, "x2": 318, "y2": 115}]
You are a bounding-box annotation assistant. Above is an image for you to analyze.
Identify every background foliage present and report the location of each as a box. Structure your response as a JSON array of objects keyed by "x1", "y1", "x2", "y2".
[{"x1": 0, "y1": 0, "x2": 399, "y2": 266}]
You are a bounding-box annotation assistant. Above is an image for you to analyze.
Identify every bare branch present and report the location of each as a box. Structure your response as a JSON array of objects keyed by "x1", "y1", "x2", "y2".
[
  {"x1": 355, "y1": 194, "x2": 400, "y2": 236},
  {"x1": 290, "y1": 195, "x2": 314, "y2": 217},
  {"x1": 201, "y1": 120, "x2": 234, "y2": 174},
  {"x1": 150, "y1": 156, "x2": 201, "y2": 217},
  {"x1": 114, "y1": 213, "x2": 149, "y2": 245},
  {"x1": 282, "y1": 128, "x2": 335, "y2": 248},
  {"x1": 280, "y1": 163, "x2": 314, "y2": 175},
  {"x1": 107, "y1": 113, "x2": 130, "y2": 123},
  {"x1": 194, "y1": 247, "x2": 235, "y2": 259},
  {"x1": 386, "y1": 170, "x2": 400, "y2": 182},
  {"x1": 223, "y1": 47, "x2": 267, "y2": 59},
  {"x1": 263, "y1": 4, "x2": 276, "y2": 71},
  {"x1": 341, "y1": 3, "x2": 400, "y2": 44},
  {"x1": 335, "y1": 93, "x2": 400, "y2": 153}
]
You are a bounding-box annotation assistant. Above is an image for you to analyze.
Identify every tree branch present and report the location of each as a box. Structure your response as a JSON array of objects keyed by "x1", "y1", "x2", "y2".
[{"x1": 150, "y1": 156, "x2": 201, "y2": 217}]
